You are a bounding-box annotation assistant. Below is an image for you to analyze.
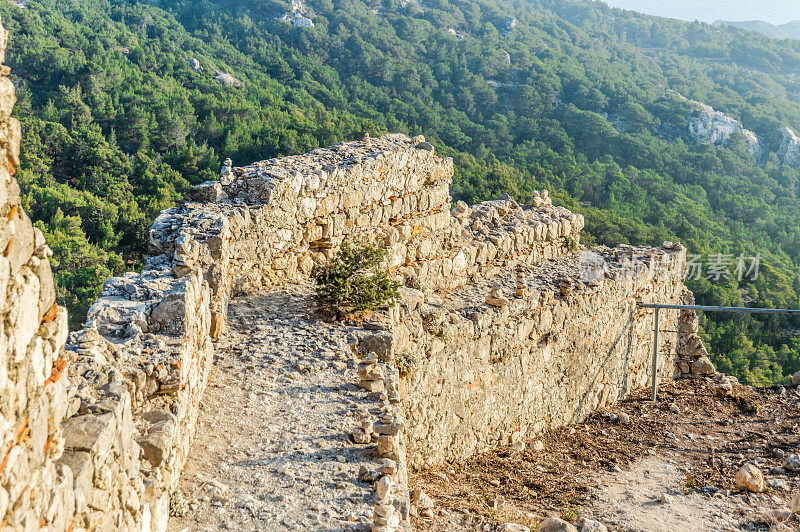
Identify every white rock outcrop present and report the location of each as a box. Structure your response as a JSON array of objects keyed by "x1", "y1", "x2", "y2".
[
  {"x1": 213, "y1": 70, "x2": 242, "y2": 87},
  {"x1": 687, "y1": 101, "x2": 763, "y2": 157},
  {"x1": 778, "y1": 126, "x2": 800, "y2": 165},
  {"x1": 280, "y1": 0, "x2": 314, "y2": 27}
]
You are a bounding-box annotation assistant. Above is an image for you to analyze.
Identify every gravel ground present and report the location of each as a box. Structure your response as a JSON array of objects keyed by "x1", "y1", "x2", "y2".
[
  {"x1": 412, "y1": 379, "x2": 800, "y2": 531},
  {"x1": 168, "y1": 286, "x2": 380, "y2": 531}
]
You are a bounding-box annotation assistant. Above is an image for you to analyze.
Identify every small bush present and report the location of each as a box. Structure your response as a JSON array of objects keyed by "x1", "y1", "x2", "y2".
[{"x1": 312, "y1": 241, "x2": 400, "y2": 315}]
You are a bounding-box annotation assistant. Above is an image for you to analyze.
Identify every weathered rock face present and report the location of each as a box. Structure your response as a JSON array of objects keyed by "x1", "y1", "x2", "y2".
[
  {"x1": 2, "y1": 236, "x2": 212, "y2": 527},
  {"x1": 778, "y1": 126, "x2": 800, "y2": 166},
  {"x1": 687, "y1": 101, "x2": 763, "y2": 157},
  {"x1": 62, "y1": 259, "x2": 213, "y2": 531}
]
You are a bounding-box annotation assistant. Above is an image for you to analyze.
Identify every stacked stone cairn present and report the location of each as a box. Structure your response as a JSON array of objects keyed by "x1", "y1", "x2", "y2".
[
  {"x1": 514, "y1": 265, "x2": 527, "y2": 298},
  {"x1": 676, "y1": 291, "x2": 717, "y2": 378},
  {"x1": 350, "y1": 329, "x2": 411, "y2": 531},
  {"x1": 358, "y1": 352, "x2": 385, "y2": 393}
]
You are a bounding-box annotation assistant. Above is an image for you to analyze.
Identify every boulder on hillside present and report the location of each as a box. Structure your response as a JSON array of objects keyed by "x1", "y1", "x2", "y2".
[{"x1": 213, "y1": 70, "x2": 242, "y2": 87}]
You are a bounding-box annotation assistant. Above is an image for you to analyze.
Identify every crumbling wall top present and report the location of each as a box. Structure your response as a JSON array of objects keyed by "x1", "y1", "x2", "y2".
[{"x1": 221, "y1": 133, "x2": 450, "y2": 205}]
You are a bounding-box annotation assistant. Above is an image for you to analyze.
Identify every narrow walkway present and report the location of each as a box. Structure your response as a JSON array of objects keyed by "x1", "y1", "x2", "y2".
[{"x1": 169, "y1": 285, "x2": 379, "y2": 531}]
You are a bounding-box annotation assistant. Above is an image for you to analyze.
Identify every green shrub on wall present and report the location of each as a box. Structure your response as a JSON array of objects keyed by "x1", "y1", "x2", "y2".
[{"x1": 312, "y1": 241, "x2": 400, "y2": 316}]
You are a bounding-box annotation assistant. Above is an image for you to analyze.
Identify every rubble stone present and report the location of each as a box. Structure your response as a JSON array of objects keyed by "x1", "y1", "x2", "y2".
[
  {"x1": 734, "y1": 463, "x2": 765, "y2": 493},
  {"x1": 540, "y1": 517, "x2": 578, "y2": 532}
]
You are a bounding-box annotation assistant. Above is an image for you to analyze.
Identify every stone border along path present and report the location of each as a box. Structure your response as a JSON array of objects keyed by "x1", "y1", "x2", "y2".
[{"x1": 168, "y1": 284, "x2": 402, "y2": 531}]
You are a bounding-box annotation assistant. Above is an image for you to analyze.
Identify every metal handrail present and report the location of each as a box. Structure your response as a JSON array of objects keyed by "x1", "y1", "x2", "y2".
[
  {"x1": 637, "y1": 303, "x2": 800, "y2": 316},
  {"x1": 636, "y1": 302, "x2": 800, "y2": 400}
]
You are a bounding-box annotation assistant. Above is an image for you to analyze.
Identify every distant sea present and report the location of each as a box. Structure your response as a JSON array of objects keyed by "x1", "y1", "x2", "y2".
[{"x1": 597, "y1": 0, "x2": 798, "y2": 25}]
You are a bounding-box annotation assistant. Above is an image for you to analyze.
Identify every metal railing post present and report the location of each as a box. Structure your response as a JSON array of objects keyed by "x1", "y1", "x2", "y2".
[
  {"x1": 637, "y1": 301, "x2": 800, "y2": 399},
  {"x1": 651, "y1": 307, "x2": 660, "y2": 401}
]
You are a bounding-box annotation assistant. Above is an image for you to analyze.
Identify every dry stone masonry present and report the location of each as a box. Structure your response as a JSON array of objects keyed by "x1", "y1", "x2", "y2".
[
  {"x1": 0, "y1": 17, "x2": 74, "y2": 531},
  {"x1": 154, "y1": 133, "x2": 582, "y2": 337},
  {"x1": 1, "y1": 18, "x2": 714, "y2": 526},
  {"x1": 391, "y1": 245, "x2": 688, "y2": 467}
]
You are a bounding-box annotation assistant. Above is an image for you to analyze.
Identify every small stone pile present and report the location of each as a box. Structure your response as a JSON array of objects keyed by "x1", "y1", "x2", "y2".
[
  {"x1": 374, "y1": 393, "x2": 403, "y2": 461},
  {"x1": 676, "y1": 293, "x2": 717, "y2": 377},
  {"x1": 349, "y1": 331, "x2": 412, "y2": 531},
  {"x1": 485, "y1": 286, "x2": 511, "y2": 307},
  {"x1": 171, "y1": 233, "x2": 197, "y2": 278},
  {"x1": 515, "y1": 265, "x2": 527, "y2": 298},
  {"x1": 358, "y1": 352, "x2": 385, "y2": 392}
]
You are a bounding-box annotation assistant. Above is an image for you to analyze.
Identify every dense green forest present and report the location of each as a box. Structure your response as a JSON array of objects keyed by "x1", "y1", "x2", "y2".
[{"x1": 1, "y1": 0, "x2": 799, "y2": 385}]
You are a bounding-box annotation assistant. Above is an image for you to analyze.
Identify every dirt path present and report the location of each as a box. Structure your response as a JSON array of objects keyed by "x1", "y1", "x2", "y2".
[
  {"x1": 586, "y1": 455, "x2": 742, "y2": 531},
  {"x1": 412, "y1": 379, "x2": 800, "y2": 531},
  {"x1": 168, "y1": 286, "x2": 380, "y2": 531}
]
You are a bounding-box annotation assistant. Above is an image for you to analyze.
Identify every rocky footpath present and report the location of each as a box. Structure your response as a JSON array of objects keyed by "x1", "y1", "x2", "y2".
[{"x1": 169, "y1": 286, "x2": 410, "y2": 531}]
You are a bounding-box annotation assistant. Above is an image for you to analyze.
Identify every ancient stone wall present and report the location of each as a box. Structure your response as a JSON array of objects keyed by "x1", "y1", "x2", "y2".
[
  {"x1": 151, "y1": 135, "x2": 583, "y2": 336},
  {"x1": 58, "y1": 260, "x2": 213, "y2": 530},
  {"x1": 390, "y1": 246, "x2": 688, "y2": 468},
  {"x1": 3, "y1": 244, "x2": 213, "y2": 528},
  {"x1": 1, "y1": 48, "x2": 711, "y2": 529},
  {"x1": 0, "y1": 17, "x2": 214, "y2": 528},
  {"x1": 0, "y1": 17, "x2": 74, "y2": 530}
]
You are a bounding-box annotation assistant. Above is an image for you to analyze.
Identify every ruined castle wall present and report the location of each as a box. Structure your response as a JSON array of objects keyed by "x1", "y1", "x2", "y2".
[
  {"x1": 391, "y1": 246, "x2": 688, "y2": 468},
  {"x1": 59, "y1": 262, "x2": 214, "y2": 531},
  {"x1": 149, "y1": 135, "x2": 584, "y2": 336},
  {"x1": 1, "y1": 42, "x2": 708, "y2": 529},
  {"x1": 0, "y1": 16, "x2": 214, "y2": 527},
  {"x1": 3, "y1": 254, "x2": 213, "y2": 529},
  {"x1": 0, "y1": 18, "x2": 75, "y2": 530}
]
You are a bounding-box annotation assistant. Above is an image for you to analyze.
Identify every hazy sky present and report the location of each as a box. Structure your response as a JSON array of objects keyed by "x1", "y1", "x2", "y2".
[{"x1": 599, "y1": 0, "x2": 799, "y2": 25}]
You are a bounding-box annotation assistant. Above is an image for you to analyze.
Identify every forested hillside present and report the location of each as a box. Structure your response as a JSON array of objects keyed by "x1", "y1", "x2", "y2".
[
  {"x1": 717, "y1": 20, "x2": 800, "y2": 41},
  {"x1": 2, "y1": 0, "x2": 800, "y2": 385}
]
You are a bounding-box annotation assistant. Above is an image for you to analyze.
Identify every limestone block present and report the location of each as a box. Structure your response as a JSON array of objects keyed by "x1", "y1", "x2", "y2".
[
  {"x1": 734, "y1": 463, "x2": 765, "y2": 493},
  {"x1": 62, "y1": 413, "x2": 116, "y2": 461},
  {"x1": 691, "y1": 356, "x2": 715, "y2": 376},
  {"x1": 378, "y1": 434, "x2": 401, "y2": 459},
  {"x1": 33, "y1": 257, "x2": 56, "y2": 320},
  {"x1": 56, "y1": 451, "x2": 94, "y2": 512},
  {"x1": 5, "y1": 117, "x2": 20, "y2": 166},
  {"x1": 138, "y1": 419, "x2": 176, "y2": 467},
  {"x1": 189, "y1": 181, "x2": 225, "y2": 202},
  {"x1": 87, "y1": 296, "x2": 149, "y2": 338},
  {"x1": 539, "y1": 517, "x2": 578, "y2": 532}
]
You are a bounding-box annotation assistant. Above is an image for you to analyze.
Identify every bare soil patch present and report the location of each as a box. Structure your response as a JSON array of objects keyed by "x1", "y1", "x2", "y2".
[{"x1": 411, "y1": 379, "x2": 800, "y2": 531}]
